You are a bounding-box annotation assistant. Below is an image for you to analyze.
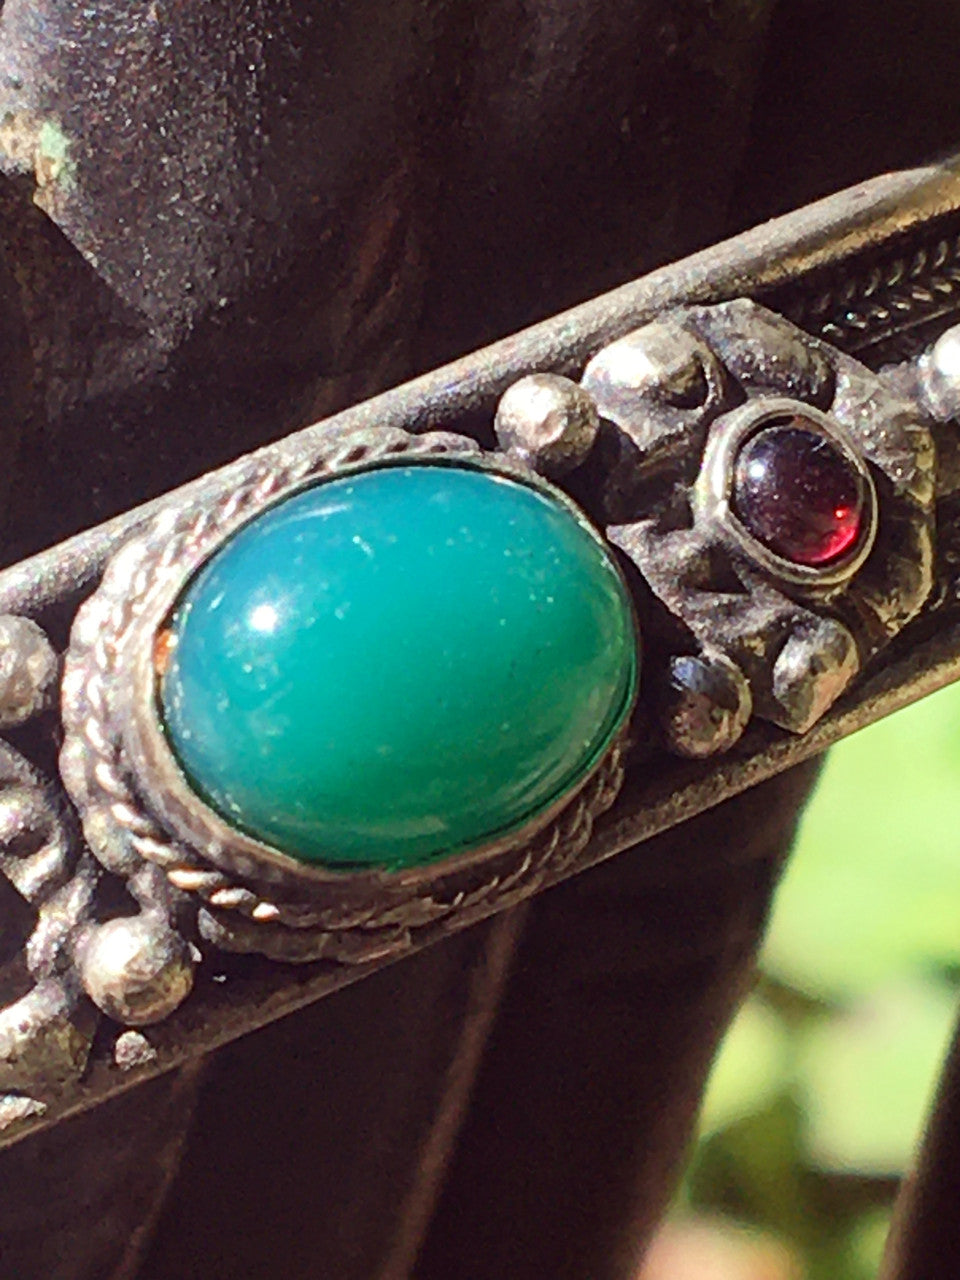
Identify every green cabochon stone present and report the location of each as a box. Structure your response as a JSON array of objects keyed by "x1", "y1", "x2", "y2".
[{"x1": 160, "y1": 463, "x2": 638, "y2": 870}]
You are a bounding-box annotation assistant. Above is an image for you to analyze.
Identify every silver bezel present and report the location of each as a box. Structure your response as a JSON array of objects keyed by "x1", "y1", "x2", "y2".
[
  {"x1": 693, "y1": 397, "x2": 879, "y2": 588},
  {"x1": 121, "y1": 451, "x2": 638, "y2": 893},
  {"x1": 60, "y1": 426, "x2": 637, "y2": 958}
]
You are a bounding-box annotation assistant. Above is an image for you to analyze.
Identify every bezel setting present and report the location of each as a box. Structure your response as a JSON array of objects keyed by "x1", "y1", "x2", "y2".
[
  {"x1": 694, "y1": 397, "x2": 879, "y2": 589},
  {"x1": 60, "y1": 425, "x2": 638, "y2": 964}
]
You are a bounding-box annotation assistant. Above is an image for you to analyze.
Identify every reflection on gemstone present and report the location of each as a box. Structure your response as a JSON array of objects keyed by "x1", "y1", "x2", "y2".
[
  {"x1": 248, "y1": 603, "x2": 280, "y2": 634},
  {"x1": 160, "y1": 463, "x2": 638, "y2": 870},
  {"x1": 732, "y1": 422, "x2": 866, "y2": 567}
]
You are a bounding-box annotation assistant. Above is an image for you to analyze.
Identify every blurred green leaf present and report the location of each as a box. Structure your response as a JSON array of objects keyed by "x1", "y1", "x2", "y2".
[
  {"x1": 699, "y1": 997, "x2": 791, "y2": 1139},
  {"x1": 689, "y1": 1096, "x2": 811, "y2": 1242},
  {"x1": 844, "y1": 1209, "x2": 893, "y2": 1280},
  {"x1": 687, "y1": 683, "x2": 960, "y2": 1278},
  {"x1": 797, "y1": 978, "x2": 956, "y2": 1176},
  {"x1": 763, "y1": 682, "x2": 960, "y2": 1000}
]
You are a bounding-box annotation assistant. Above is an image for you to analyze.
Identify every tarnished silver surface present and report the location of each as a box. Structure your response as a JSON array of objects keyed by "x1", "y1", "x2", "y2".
[
  {"x1": 3, "y1": 158, "x2": 960, "y2": 1147},
  {"x1": 0, "y1": 616, "x2": 57, "y2": 729},
  {"x1": 0, "y1": 736, "x2": 97, "y2": 1100},
  {"x1": 582, "y1": 299, "x2": 934, "y2": 749}
]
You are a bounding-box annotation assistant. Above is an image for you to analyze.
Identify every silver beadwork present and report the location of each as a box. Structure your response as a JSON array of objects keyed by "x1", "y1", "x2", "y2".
[
  {"x1": 585, "y1": 299, "x2": 936, "y2": 752},
  {"x1": 75, "y1": 915, "x2": 195, "y2": 1026},
  {"x1": 660, "y1": 649, "x2": 753, "y2": 759},
  {"x1": 919, "y1": 322, "x2": 960, "y2": 421},
  {"x1": 494, "y1": 373, "x2": 599, "y2": 476}
]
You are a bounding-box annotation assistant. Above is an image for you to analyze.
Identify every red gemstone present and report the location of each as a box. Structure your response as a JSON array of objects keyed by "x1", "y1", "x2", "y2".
[{"x1": 732, "y1": 421, "x2": 865, "y2": 567}]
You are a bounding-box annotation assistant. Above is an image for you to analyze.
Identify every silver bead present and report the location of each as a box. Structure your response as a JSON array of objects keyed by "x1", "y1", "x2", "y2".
[
  {"x1": 114, "y1": 1029, "x2": 159, "y2": 1071},
  {"x1": 0, "y1": 616, "x2": 58, "y2": 728},
  {"x1": 660, "y1": 649, "x2": 752, "y2": 758},
  {"x1": 77, "y1": 915, "x2": 195, "y2": 1026},
  {"x1": 494, "y1": 373, "x2": 599, "y2": 476},
  {"x1": 919, "y1": 323, "x2": 960, "y2": 421},
  {"x1": 771, "y1": 618, "x2": 859, "y2": 733},
  {"x1": 581, "y1": 321, "x2": 711, "y2": 415}
]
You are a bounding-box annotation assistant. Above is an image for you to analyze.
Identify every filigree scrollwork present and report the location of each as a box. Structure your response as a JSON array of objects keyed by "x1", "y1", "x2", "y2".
[
  {"x1": 0, "y1": 619, "x2": 98, "y2": 1123},
  {"x1": 497, "y1": 299, "x2": 936, "y2": 756}
]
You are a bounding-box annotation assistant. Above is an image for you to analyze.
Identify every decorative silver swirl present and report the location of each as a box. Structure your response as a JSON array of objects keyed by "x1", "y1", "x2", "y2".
[{"x1": 0, "y1": 621, "x2": 96, "y2": 1119}]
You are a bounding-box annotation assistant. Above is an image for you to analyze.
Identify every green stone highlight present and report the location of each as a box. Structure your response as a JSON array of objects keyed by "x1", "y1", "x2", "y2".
[{"x1": 160, "y1": 462, "x2": 638, "y2": 870}]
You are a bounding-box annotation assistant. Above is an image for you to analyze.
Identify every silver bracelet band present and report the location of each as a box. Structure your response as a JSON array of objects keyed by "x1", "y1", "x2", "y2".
[{"x1": 2, "y1": 156, "x2": 960, "y2": 1147}]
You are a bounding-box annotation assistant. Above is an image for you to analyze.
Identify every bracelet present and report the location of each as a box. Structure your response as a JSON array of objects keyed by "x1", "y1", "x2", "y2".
[{"x1": 2, "y1": 156, "x2": 960, "y2": 1144}]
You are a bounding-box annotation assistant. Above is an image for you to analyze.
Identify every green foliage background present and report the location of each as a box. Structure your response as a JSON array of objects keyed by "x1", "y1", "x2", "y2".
[{"x1": 683, "y1": 681, "x2": 960, "y2": 1279}]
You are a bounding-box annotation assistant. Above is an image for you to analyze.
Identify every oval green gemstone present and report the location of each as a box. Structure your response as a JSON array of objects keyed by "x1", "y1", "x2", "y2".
[{"x1": 160, "y1": 462, "x2": 638, "y2": 871}]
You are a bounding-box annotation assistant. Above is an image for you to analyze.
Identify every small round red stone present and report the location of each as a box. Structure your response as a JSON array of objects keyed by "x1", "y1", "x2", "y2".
[{"x1": 732, "y1": 420, "x2": 866, "y2": 567}]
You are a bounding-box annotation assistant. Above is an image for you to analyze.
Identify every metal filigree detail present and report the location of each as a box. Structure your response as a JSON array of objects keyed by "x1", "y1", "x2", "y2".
[
  {"x1": 0, "y1": 618, "x2": 97, "y2": 1122},
  {"x1": 0, "y1": 742, "x2": 95, "y2": 1093},
  {"x1": 493, "y1": 299, "x2": 936, "y2": 757},
  {"x1": 3, "y1": 292, "x2": 944, "y2": 1069},
  {"x1": 59, "y1": 423, "x2": 629, "y2": 972},
  {"x1": 589, "y1": 301, "x2": 935, "y2": 753},
  {"x1": 773, "y1": 216, "x2": 960, "y2": 358}
]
